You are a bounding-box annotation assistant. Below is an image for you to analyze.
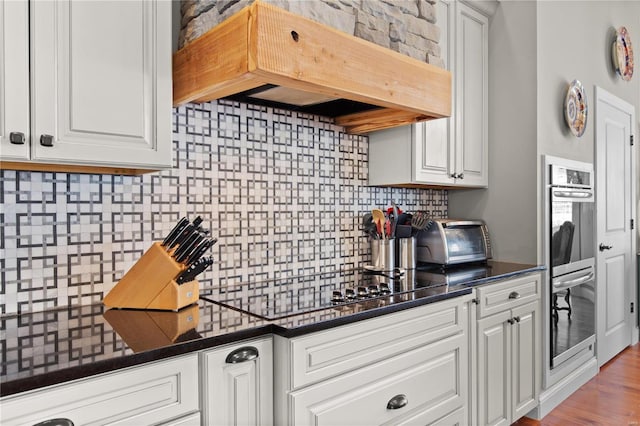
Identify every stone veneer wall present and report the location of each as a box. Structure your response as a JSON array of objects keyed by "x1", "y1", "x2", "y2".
[{"x1": 179, "y1": 0, "x2": 444, "y2": 67}]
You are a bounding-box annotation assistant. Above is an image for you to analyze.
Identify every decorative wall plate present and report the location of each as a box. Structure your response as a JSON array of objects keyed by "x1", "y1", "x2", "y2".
[
  {"x1": 612, "y1": 26, "x2": 634, "y2": 81},
  {"x1": 564, "y1": 80, "x2": 587, "y2": 137}
]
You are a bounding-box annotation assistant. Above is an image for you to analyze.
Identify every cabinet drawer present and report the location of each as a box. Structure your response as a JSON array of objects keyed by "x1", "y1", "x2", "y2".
[
  {"x1": 1, "y1": 354, "x2": 199, "y2": 426},
  {"x1": 476, "y1": 273, "x2": 540, "y2": 318},
  {"x1": 288, "y1": 295, "x2": 471, "y2": 388},
  {"x1": 290, "y1": 333, "x2": 466, "y2": 426}
]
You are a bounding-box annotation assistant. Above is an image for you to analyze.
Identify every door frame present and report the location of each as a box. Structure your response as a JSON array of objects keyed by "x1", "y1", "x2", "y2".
[{"x1": 594, "y1": 86, "x2": 638, "y2": 359}]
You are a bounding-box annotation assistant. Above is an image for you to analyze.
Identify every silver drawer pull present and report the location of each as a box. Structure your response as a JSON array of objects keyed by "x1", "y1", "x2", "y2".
[
  {"x1": 40, "y1": 134, "x2": 54, "y2": 147},
  {"x1": 386, "y1": 394, "x2": 408, "y2": 410},
  {"x1": 225, "y1": 346, "x2": 259, "y2": 364},
  {"x1": 508, "y1": 291, "x2": 520, "y2": 299},
  {"x1": 32, "y1": 419, "x2": 75, "y2": 426},
  {"x1": 9, "y1": 132, "x2": 25, "y2": 144}
]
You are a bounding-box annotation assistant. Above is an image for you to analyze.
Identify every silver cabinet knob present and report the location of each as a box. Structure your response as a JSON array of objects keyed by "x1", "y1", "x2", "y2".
[
  {"x1": 507, "y1": 318, "x2": 515, "y2": 325},
  {"x1": 513, "y1": 316, "x2": 521, "y2": 323},
  {"x1": 457, "y1": 173, "x2": 464, "y2": 179},
  {"x1": 40, "y1": 134, "x2": 54, "y2": 147},
  {"x1": 386, "y1": 394, "x2": 408, "y2": 410},
  {"x1": 9, "y1": 132, "x2": 25, "y2": 145},
  {"x1": 225, "y1": 346, "x2": 259, "y2": 364},
  {"x1": 450, "y1": 173, "x2": 457, "y2": 178},
  {"x1": 32, "y1": 419, "x2": 74, "y2": 426},
  {"x1": 508, "y1": 291, "x2": 520, "y2": 299}
]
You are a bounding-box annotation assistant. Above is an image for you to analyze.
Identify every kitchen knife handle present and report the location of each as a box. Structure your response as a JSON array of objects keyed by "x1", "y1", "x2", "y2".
[
  {"x1": 166, "y1": 223, "x2": 194, "y2": 250},
  {"x1": 175, "y1": 234, "x2": 204, "y2": 263},
  {"x1": 162, "y1": 217, "x2": 188, "y2": 247}
]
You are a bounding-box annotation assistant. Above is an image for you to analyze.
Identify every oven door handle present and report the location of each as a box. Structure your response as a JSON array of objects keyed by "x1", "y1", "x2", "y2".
[
  {"x1": 553, "y1": 271, "x2": 594, "y2": 291},
  {"x1": 552, "y1": 190, "x2": 593, "y2": 199}
]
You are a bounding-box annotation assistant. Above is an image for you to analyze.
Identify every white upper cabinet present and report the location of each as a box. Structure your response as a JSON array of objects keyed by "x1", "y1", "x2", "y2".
[
  {"x1": 0, "y1": 0, "x2": 172, "y2": 173},
  {"x1": 368, "y1": 0, "x2": 489, "y2": 188},
  {"x1": 0, "y1": 0, "x2": 30, "y2": 161},
  {"x1": 455, "y1": 2, "x2": 488, "y2": 187}
]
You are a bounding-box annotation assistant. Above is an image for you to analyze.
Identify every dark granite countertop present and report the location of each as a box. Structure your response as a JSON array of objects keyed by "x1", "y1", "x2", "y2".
[{"x1": 0, "y1": 261, "x2": 544, "y2": 397}]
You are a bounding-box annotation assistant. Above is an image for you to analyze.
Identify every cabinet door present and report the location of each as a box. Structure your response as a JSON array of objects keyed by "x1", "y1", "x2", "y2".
[
  {"x1": 455, "y1": 3, "x2": 488, "y2": 187},
  {"x1": 0, "y1": 0, "x2": 30, "y2": 160},
  {"x1": 477, "y1": 310, "x2": 511, "y2": 426},
  {"x1": 30, "y1": 0, "x2": 172, "y2": 169},
  {"x1": 201, "y1": 338, "x2": 273, "y2": 426},
  {"x1": 511, "y1": 301, "x2": 540, "y2": 421},
  {"x1": 413, "y1": 0, "x2": 456, "y2": 186}
]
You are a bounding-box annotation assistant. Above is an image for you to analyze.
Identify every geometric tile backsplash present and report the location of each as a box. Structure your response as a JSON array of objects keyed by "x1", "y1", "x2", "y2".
[{"x1": 0, "y1": 99, "x2": 447, "y2": 316}]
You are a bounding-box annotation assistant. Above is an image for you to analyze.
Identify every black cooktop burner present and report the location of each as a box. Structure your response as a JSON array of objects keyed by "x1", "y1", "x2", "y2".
[{"x1": 199, "y1": 264, "x2": 493, "y2": 321}]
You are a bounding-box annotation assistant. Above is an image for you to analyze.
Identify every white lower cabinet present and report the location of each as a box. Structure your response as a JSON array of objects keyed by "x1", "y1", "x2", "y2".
[
  {"x1": 200, "y1": 337, "x2": 273, "y2": 426},
  {"x1": 474, "y1": 273, "x2": 541, "y2": 426},
  {"x1": 275, "y1": 295, "x2": 473, "y2": 426},
  {"x1": 1, "y1": 354, "x2": 200, "y2": 426}
]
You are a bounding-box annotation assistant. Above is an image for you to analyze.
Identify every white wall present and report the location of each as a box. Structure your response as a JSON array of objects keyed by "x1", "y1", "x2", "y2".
[{"x1": 536, "y1": 0, "x2": 640, "y2": 163}]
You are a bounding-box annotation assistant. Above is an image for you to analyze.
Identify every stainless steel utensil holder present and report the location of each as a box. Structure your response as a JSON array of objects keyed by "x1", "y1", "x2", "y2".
[
  {"x1": 397, "y1": 237, "x2": 417, "y2": 270},
  {"x1": 371, "y1": 239, "x2": 395, "y2": 272}
]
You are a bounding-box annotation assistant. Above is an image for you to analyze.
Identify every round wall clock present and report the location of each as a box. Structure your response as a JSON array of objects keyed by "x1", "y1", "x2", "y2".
[
  {"x1": 612, "y1": 26, "x2": 634, "y2": 81},
  {"x1": 564, "y1": 80, "x2": 587, "y2": 137}
]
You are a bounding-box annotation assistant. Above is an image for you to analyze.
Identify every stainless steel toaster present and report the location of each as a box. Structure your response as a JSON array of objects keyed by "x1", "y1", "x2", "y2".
[{"x1": 416, "y1": 219, "x2": 492, "y2": 265}]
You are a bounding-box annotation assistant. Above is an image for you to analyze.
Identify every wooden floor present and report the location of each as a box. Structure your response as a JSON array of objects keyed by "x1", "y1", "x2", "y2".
[{"x1": 515, "y1": 343, "x2": 640, "y2": 425}]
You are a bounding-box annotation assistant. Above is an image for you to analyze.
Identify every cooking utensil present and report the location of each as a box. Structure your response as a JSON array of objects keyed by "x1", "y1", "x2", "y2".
[
  {"x1": 391, "y1": 200, "x2": 399, "y2": 238},
  {"x1": 372, "y1": 209, "x2": 386, "y2": 239},
  {"x1": 411, "y1": 211, "x2": 432, "y2": 235},
  {"x1": 362, "y1": 213, "x2": 378, "y2": 239}
]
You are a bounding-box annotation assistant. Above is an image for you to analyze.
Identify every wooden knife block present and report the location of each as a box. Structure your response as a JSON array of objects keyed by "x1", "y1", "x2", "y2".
[{"x1": 103, "y1": 242, "x2": 200, "y2": 311}]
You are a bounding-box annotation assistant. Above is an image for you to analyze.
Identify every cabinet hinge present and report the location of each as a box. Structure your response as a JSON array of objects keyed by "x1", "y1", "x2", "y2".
[
  {"x1": 631, "y1": 302, "x2": 634, "y2": 314},
  {"x1": 632, "y1": 219, "x2": 635, "y2": 230},
  {"x1": 631, "y1": 134, "x2": 635, "y2": 146}
]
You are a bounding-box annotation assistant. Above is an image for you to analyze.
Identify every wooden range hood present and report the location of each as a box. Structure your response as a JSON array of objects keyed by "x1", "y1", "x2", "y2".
[{"x1": 173, "y1": 1, "x2": 451, "y2": 134}]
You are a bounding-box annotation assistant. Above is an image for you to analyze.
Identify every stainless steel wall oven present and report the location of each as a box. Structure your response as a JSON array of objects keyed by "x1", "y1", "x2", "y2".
[{"x1": 548, "y1": 161, "x2": 596, "y2": 369}]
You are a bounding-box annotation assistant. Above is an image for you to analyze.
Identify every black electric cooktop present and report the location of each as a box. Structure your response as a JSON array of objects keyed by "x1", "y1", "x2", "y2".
[{"x1": 201, "y1": 263, "x2": 495, "y2": 320}]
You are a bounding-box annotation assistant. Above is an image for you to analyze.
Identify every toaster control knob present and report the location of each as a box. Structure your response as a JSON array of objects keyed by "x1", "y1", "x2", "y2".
[{"x1": 379, "y1": 283, "x2": 391, "y2": 294}]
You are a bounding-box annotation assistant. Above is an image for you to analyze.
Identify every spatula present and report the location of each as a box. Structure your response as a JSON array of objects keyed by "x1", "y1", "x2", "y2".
[{"x1": 372, "y1": 208, "x2": 386, "y2": 239}]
